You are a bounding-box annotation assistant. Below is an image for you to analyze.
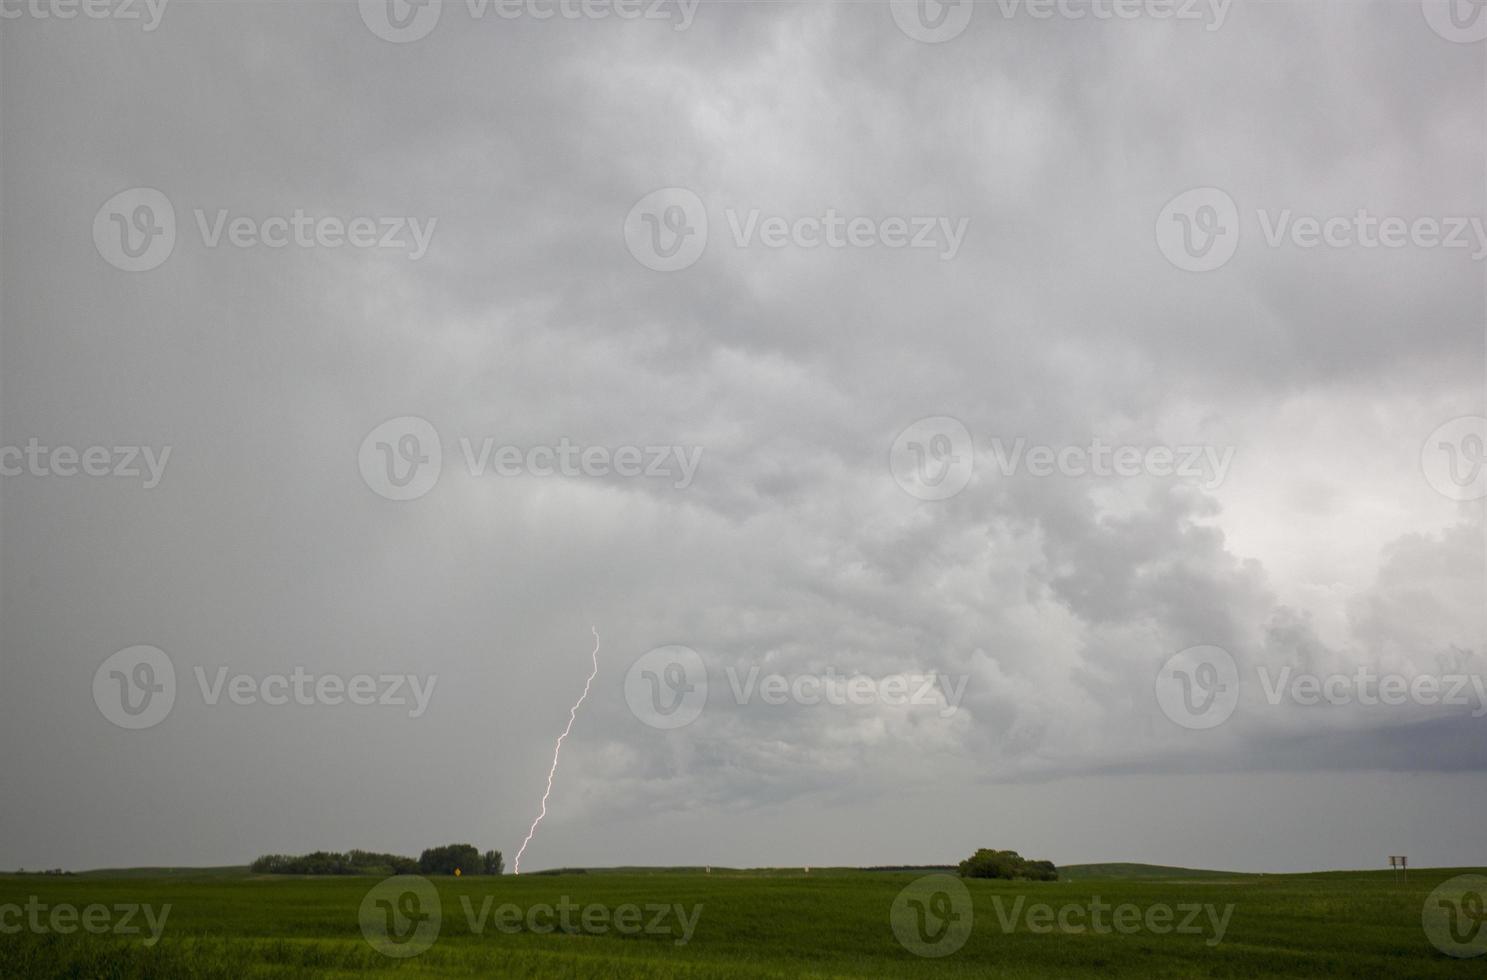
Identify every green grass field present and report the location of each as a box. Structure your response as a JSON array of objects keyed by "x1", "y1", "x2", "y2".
[{"x1": 1, "y1": 866, "x2": 1482, "y2": 977}]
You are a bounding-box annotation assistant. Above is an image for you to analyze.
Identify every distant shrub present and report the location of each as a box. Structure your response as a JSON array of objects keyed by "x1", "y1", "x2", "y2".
[
  {"x1": 957, "y1": 849, "x2": 1058, "y2": 881},
  {"x1": 1023, "y1": 859, "x2": 1058, "y2": 881}
]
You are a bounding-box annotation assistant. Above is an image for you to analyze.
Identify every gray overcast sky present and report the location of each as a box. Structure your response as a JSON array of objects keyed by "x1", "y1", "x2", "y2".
[{"x1": 1, "y1": 0, "x2": 1484, "y2": 874}]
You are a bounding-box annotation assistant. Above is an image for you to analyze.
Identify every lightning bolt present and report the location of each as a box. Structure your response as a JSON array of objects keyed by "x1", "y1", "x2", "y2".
[{"x1": 514, "y1": 625, "x2": 600, "y2": 875}]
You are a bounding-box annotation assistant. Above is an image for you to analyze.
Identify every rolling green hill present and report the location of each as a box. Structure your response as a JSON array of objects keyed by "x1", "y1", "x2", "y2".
[{"x1": 1056, "y1": 862, "x2": 1251, "y2": 881}]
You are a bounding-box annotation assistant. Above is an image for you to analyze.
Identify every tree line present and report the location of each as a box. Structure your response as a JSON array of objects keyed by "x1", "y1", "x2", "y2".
[{"x1": 249, "y1": 845, "x2": 503, "y2": 876}]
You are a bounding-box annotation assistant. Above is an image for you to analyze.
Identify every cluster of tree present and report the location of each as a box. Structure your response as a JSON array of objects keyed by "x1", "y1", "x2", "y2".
[
  {"x1": 957, "y1": 849, "x2": 1058, "y2": 881},
  {"x1": 250, "y1": 850, "x2": 419, "y2": 876},
  {"x1": 249, "y1": 845, "x2": 503, "y2": 876},
  {"x1": 416, "y1": 844, "x2": 504, "y2": 876}
]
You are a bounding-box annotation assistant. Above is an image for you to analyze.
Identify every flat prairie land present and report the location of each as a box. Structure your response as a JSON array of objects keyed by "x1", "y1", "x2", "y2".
[{"x1": 1, "y1": 866, "x2": 1482, "y2": 978}]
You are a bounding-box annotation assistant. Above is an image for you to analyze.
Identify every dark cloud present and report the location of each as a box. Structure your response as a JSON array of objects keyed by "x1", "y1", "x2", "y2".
[{"x1": 0, "y1": 0, "x2": 1482, "y2": 871}]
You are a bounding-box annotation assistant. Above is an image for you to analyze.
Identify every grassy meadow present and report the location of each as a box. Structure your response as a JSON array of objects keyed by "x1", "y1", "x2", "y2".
[{"x1": 0, "y1": 865, "x2": 1482, "y2": 978}]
